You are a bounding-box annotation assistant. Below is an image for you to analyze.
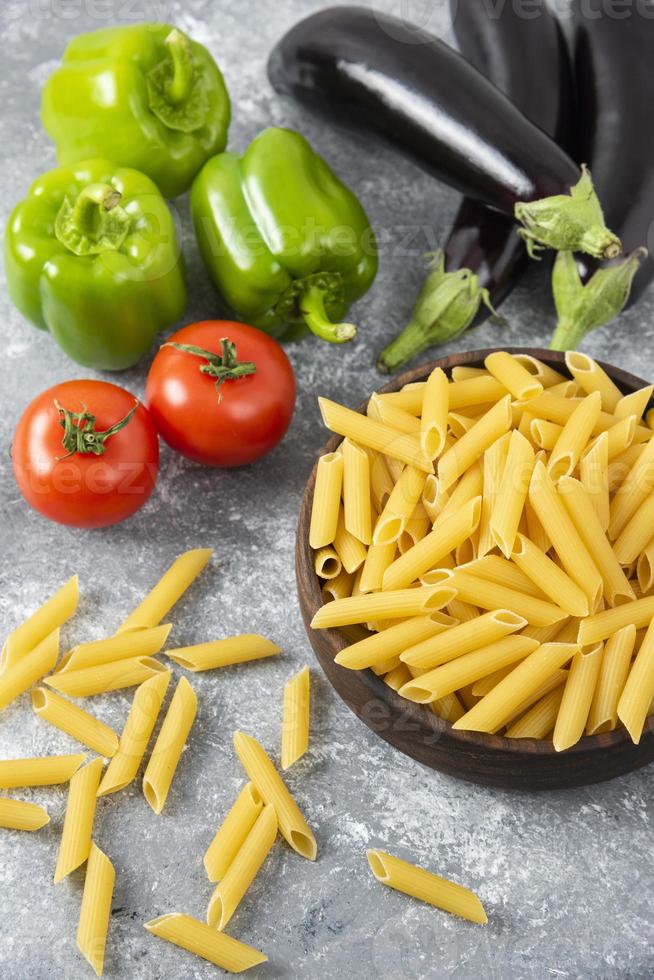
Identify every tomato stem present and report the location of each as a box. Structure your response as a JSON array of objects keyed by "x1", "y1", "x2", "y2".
[
  {"x1": 162, "y1": 337, "x2": 256, "y2": 400},
  {"x1": 55, "y1": 399, "x2": 138, "y2": 459}
]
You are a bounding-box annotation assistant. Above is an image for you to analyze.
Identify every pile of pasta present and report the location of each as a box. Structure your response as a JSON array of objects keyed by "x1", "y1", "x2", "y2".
[{"x1": 310, "y1": 350, "x2": 654, "y2": 749}]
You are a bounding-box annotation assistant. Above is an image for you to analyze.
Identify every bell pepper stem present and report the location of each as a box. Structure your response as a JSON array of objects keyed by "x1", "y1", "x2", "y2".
[
  {"x1": 165, "y1": 29, "x2": 194, "y2": 105},
  {"x1": 54, "y1": 182, "x2": 129, "y2": 256},
  {"x1": 300, "y1": 285, "x2": 356, "y2": 344},
  {"x1": 72, "y1": 183, "x2": 121, "y2": 235}
]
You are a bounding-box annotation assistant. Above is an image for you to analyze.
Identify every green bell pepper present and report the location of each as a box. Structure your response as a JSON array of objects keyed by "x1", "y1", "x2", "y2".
[
  {"x1": 190, "y1": 127, "x2": 378, "y2": 343},
  {"x1": 5, "y1": 159, "x2": 187, "y2": 371},
  {"x1": 41, "y1": 24, "x2": 230, "y2": 200}
]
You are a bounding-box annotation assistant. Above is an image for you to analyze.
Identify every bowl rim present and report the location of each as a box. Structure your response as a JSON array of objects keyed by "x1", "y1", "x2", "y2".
[{"x1": 296, "y1": 346, "x2": 654, "y2": 762}]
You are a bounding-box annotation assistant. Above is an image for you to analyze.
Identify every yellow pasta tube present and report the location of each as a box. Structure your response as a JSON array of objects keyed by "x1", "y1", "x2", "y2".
[
  {"x1": 378, "y1": 384, "x2": 425, "y2": 414},
  {"x1": 580, "y1": 432, "x2": 610, "y2": 531},
  {"x1": 384, "y1": 663, "x2": 412, "y2": 692},
  {"x1": 32, "y1": 688, "x2": 118, "y2": 758},
  {"x1": 281, "y1": 666, "x2": 310, "y2": 769},
  {"x1": 608, "y1": 436, "x2": 654, "y2": 540},
  {"x1": 309, "y1": 451, "x2": 343, "y2": 549},
  {"x1": 0, "y1": 753, "x2": 85, "y2": 789},
  {"x1": 433, "y1": 461, "x2": 483, "y2": 527},
  {"x1": 443, "y1": 569, "x2": 567, "y2": 627},
  {"x1": 613, "y1": 494, "x2": 654, "y2": 564},
  {"x1": 57, "y1": 624, "x2": 171, "y2": 673},
  {"x1": 233, "y1": 731, "x2": 316, "y2": 860},
  {"x1": 167, "y1": 635, "x2": 280, "y2": 672},
  {"x1": 373, "y1": 466, "x2": 427, "y2": 545},
  {"x1": 558, "y1": 477, "x2": 635, "y2": 605},
  {"x1": 564, "y1": 351, "x2": 622, "y2": 411},
  {"x1": 547, "y1": 391, "x2": 602, "y2": 481},
  {"x1": 579, "y1": 594, "x2": 654, "y2": 644},
  {"x1": 358, "y1": 541, "x2": 397, "y2": 593},
  {"x1": 401, "y1": 610, "x2": 526, "y2": 671},
  {"x1": 342, "y1": 439, "x2": 372, "y2": 544},
  {"x1": 587, "y1": 625, "x2": 636, "y2": 734},
  {"x1": 637, "y1": 539, "x2": 654, "y2": 594},
  {"x1": 615, "y1": 384, "x2": 654, "y2": 421},
  {"x1": 45, "y1": 656, "x2": 168, "y2": 698},
  {"x1": 311, "y1": 586, "x2": 454, "y2": 629},
  {"x1": 490, "y1": 430, "x2": 534, "y2": 556},
  {"x1": 485, "y1": 351, "x2": 542, "y2": 400},
  {"x1": 1, "y1": 575, "x2": 77, "y2": 673},
  {"x1": 505, "y1": 687, "x2": 564, "y2": 739},
  {"x1": 118, "y1": 548, "x2": 213, "y2": 632},
  {"x1": 335, "y1": 613, "x2": 455, "y2": 670},
  {"x1": 438, "y1": 396, "x2": 512, "y2": 490},
  {"x1": 430, "y1": 691, "x2": 466, "y2": 722},
  {"x1": 617, "y1": 618, "x2": 654, "y2": 743},
  {"x1": 502, "y1": 669, "x2": 568, "y2": 729},
  {"x1": 366, "y1": 850, "x2": 487, "y2": 924},
  {"x1": 478, "y1": 432, "x2": 510, "y2": 556},
  {"x1": 368, "y1": 393, "x2": 421, "y2": 433},
  {"x1": 382, "y1": 497, "x2": 481, "y2": 591},
  {"x1": 511, "y1": 534, "x2": 590, "y2": 617},
  {"x1": 0, "y1": 797, "x2": 50, "y2": 831},
  {"x1": 319, "y1": 397, "x2": 433, "y2": 471},
  {"x1": 143, "y1": 676, "x2": 197, "y2": 814},
  {"x1": 204, "y1": 783, "x2": 263, "y2": 882},
  {"x1": 313, "y1": 546, "x2": 342, "y2": 580},
  {"x1": 144, "y1": 913, "x2": 267, "y2": 972},
  {"x1": 370, "y1": 452, "x2": 394, "y2": 513},
  {"x1": 333, "y1": 505, "x2": 367, "y2": 572},
  {"x1": 462, "y1": 555, "x2": 546, "y2": 599},
  {"x1": 592, "y1": 415, "x2": 637, "y2": 461},
  {"x1": 513, "y1": 354, "x2": 567, "y2": 388},
  {"x1": 399, "y1": 516, "x2": 431, "y2": 553},
  {"x1": 77, "y1": 843, "x2": 115, "y2": 977},
  {"x1": 207, "y1": 803, "x2": 277, "y2": 931},
  {"x1": 0, "y1": 628, "x2": 60, "y2": 711},
  {"x1": 322, "y1": 570, "x2": 355, "y2": 602},
  {"x1": 54, "y1": 757, "x2": 104, "y2": 883},
  {"x1": 420, "y1": 367, "x2": 449, "y2": 458},
  {"x1": 97, "y1": 670, "x2": 171, "y2": 797},
  {"x1": 452, "y1": 643, "x2": 578, "y2": 733},
  {"x1": 552, "y1": 644, "x2": 603, "y2": 751}
]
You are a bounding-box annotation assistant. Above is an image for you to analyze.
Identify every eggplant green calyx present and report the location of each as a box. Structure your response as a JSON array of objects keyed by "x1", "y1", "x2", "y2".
[
  {"x1": 54, "y1": 183, "x2": 129, "y2": 256},
  {"x1": 163, "y1": 338, "x2": 257, "y2": 399},
  {"x1": 549, "y1": 247, "x2": 647, "y2": 351},
  {"x1": 377, "y1": 251, "x2": 506, "y2": 373},
  {"x1": 55, "y1": 399, "x2": 138, "y2": 459},
  {"x1": 147, "y1": 28, "x2": 209, "y2": 132},
  {"x1": 515, "y1": 165, "x2": 622, "y2": 262}
]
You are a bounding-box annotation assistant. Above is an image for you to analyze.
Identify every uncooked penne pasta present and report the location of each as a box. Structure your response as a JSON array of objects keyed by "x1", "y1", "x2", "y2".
[
  {"x1": 143, "y1": 676, "x2": 197, "y2": 814},
  {"x1": 448, "y1": 376, "x2": 507, "y2": 409},
  {"x1": 118, "y1": 548, "x2": 213, "y2": 633},
  {"x1": 0, "y1": 797, "x2": 50, "y2": 832},
  {"x1": 309, "y1": 451, "x2": 343, "y2": 549},
  {"x1": 0, "y1": 629, "x2": 60, "y2": 711},
  {"x1": 398, "y1": 516, "x2": 431, "y2": 553},
  {"x1": 369, "y1": 393, "x2": 420, "y2": 434},
  {"x1": 511, "y1": 534, "x2": 589, "y2": 618},
  {"x1": 45, "y1": 656, "x2": 168, "y2": 698},
  {"x1": 433, "y1": 461, "x2": 482, "y2": 527},
  {"x1": 370, "y1": 453, "x2": 394, "y2": 514},
  {"x1": 462, "y1": 555, "x2": 546, "y2": 599},
  {"x1": 580, "y1": 432, "x2": 610, "y2": 532},
  {"x1": 637, "y1": 539, "x2": 654, "y2": 594},
  {"x1": 401, "y1": 610, "x2": 526, "y2": 671},
  {"x1": 578, "y1": 594, "x2": 654, "y2": 644},
  {"x1": 358, "y1": 541, "x2": 397, "y2": 594},
  {"x1": 490, "y1": 429, "x2": 534, "y2": 557},
  {"x1": 530, "y1": 418, "x2": 562, "y2": 451},
  {"x1": 334, "y1": 506, "x2": 367, "y2": 573},
  {"x1": 552, "y1": 644, "x2": 603, "y2": 751},
  {"x1": 505, "y1": 686, "x2": 565, "y2": 739},
  {"x1": 438, "y1": 396, "x2": 512, "y2": 490},
  {"x1": 615, "y1": 384, "x2": 654, "y2": 421},
  {"x1": 32, "y1": 688, "x2": 118, "y2": 759},
  {"x1": 592, "y1": 415, "x2": 637, "y2": 462},
  {"x1": 420, "y1": 367, "x2": 449, "y2": 458},
  {"x1": 335, "y1": 614, "x2": 455, "y2": 671},
  {"x1": 564, "y1": 351, "x2": 622, "y2": 411},
  {"x1": 1, "y1": 575, "x2": 77, "y2": 674},
  {"x1": 204, "y1": 782, "x2": 263, "y2": 883},
  {"x1": 442, "y1": 569, "x2": 567, "y2": 627},
  {"x1": 514, "y1": 354, "x2": 567, "y2": 388},
  {"x1": 166, "y1": 635, "x2": 280, "y2": 672},
  {"x1": 281, "y1": 666, "x2": 310, "y2": 770},
  {"x1": 207, "y1": 803, "x2": 277, "y2": 931},
  {"x1": 318, "y1": 398, "x2": 432, "y2": 472},
  {"x1": 366, "y1": 850, "x2": 487, "y2": 924},
  {"x1": 55, "y1": 757, "x2": 104, "y2": 883},
  {"x1": 608, "y1": 436, "x2": 654, "y2": 540},
  {"x1": 97, "y1": 670, "x2": 171, "y2": 797},
  {"x1": 342, "y1": 439, "x2": 372, "y2": 544},
  {"x1": 57, "y1": 624, "x2": 171, "y2": 673},
  {"x1": 478, "y1": 432, "x2": 510, "y2": 557},
  {"x1": 587, "y1": 625, "x2": 636, "y2": 735},
  {"x1": 547, "y1": 391, "x2": 601, "y2": 480},
  {"x1": 145, "y1": 913, "x2": 267, "y2": 972},
  {"x1": 613, "y1": 494, "x2": 654, "y2": 565},
  {"x1": 373, "y1": 465, "x2": 427, "y2": 546},
  {"x1": 233, "y1": 731, "x2": 317, "y2": 860},
  {"x1": 314, "y1": 546, "x2": 342, "y2": 580},
  {"x1": 485, "y1": 351, "x2": 542, "y2": 401},
  {"x1": 0, "y1": 753, "x2": 85, "y2": 789},
  {"x1": 77, "y1": 843, "x2": 115, "y2": 977},
  {"x1": 311, "y1": 586, "x2": 455, "y2": 629},
  {"x1": 471, "y1": 663, "x2": 516, "y2": 697},
  {"x1": 322, "y1": 570, "x2": 355, "y2": 603},
  {"x1": 617, "y1": 618, "x2": 654, "y2": 743},
  {"x1": 384, "y1": 663, "x2": 412, "y2": 693}
]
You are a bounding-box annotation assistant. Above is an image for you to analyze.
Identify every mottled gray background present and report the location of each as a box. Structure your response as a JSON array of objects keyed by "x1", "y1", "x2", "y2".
[{"x1": 1, "y1": 1, "x2": 653, "y2": 978}]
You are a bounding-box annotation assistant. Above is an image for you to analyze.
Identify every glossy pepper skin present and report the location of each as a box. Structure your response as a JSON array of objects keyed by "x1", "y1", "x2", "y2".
[
  {"x1": 5, "y1": 159, "x2": 187, "y2": 371},
  {"x1": 190, "y1": 127, "x2": 378, "y2": 343},
  {"x1": 41, "y1": 23, "x2": 230, "y2": 199}
]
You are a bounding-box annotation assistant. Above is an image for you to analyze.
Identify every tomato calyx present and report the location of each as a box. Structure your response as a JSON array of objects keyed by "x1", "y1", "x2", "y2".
[
  {"x1": 162, "y1": 337, "x2": 256, "y2": 400},
  {"x1": 54, "y1": 399, "x2": 138, "y2": 459}
]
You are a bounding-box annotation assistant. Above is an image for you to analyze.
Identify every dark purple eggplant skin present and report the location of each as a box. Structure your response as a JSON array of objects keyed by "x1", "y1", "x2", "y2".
[
  {"x1": 267, "y1": 5, "x2": 579, "y2": 215},
  {"x1": 446, "y1": 0, "x2": 574, "y2": 309},
  {"x1": 573, "y1": 0, "x2": 654, "y2": 301}
]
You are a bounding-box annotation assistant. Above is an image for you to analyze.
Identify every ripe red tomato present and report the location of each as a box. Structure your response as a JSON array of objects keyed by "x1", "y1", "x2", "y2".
[
  {"x1": 12, "y1": 380, "x2": 159, "y2": 529},
  {"x1": 146, "y1": 320, "x2": 296, "y2": 467}
]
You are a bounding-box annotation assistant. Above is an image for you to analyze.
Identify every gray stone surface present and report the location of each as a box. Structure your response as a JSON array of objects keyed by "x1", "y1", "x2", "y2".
[{"x1": 1, "y1": 1, "x2": 653, "y2": 978}]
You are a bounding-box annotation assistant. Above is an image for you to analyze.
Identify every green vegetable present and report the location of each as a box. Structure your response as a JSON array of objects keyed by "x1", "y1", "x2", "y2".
[
  {"x1": 190, "y1": 127, "x2": 378, "y2": 343},
  {"x1": 5, "y1": 159, "x2": 187, "y2": 370},
  {"x1": 41, "y1": 24, "x2": 230, "y2": 199}
]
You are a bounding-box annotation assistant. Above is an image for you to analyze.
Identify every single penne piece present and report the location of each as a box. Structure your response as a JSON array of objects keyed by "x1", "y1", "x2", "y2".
[
  {"x1": 45, "y1": 656, "x2": 169, "y2": 698},
  {"x1": 382, "y1": 497, "x2": 481, "y2": 591},
  {"x1": 448, "y1": 411, "x2": 476, "y2": 438},
  {"x1": 398, "y1": 516, "x2": 431, "y2": 553},
  {"x1": 0, "y1": 753, "x2": 85, "y2": 789},
  {"x1": 505, "y1": 686, "x2": 565, "y2": 739},
  {"x1": 552, "y1": 644, "x2": 603, "y2": 751},
  {"x1": 502, "y1": 669, "x2": 569, "y2": 730},
  {"x1": 443, "y1": 569, "x2": 567, "y2": 627},
  {"x1": 399, "y1": 637, "x2": 539, "y2": 703},
  {"x1": 0, "y1": 797, "x2": 50, "y2": 832},
  {"x1": 166, "y1": 635, "x2": 280, "y2": 672},
  {"x1": 447, "y1": 597, "x2": 478, "y2": 623},
  {"x1": 564, "y1": 351, "x2": 622, "y2": 411},
  {"x1": 517, "y1": 392, "x2": 610, "y2": 432},
  {"x1": 371, "y1": 654, "x2": 402, "y2": 676},
  {"x1": 452, "y1": 643, "x2": 578, "y2": 733},
  {"x1": 450, "y1": 366, "x2": 487, "y2": 381},
  {"x1": 118, "y1": 548, "x2": 213, "y2": 633},
  {"x1": 233, "y1": 731, "x2": 316, "y2": 860},
  {"x1": 637, "y1": 539, "x2": 654, "y2": 594},
  {"x1": 485, "y1": 351, "x2": 542, "y2": 401},
  {"x1": 310, "y1": 586, "x2": 455, "y2": 629},
  {"x1": 378, "y1": 383, "x2": 425, "y2": 414},
  {"x1": 54, "y1": 757, "x2": 104, "y2": 883},
  {"x1": 309, "y1": 451, "x2": 343, "y2": 549},
  {"x1": 207, "y1": 803, "x2": 277, "y2": 931},
  {"x1": 314, "y1": 546, "x2": 342, "y2": 580},
  {"x1": 204, "y1": 783, "x2": 264, "y2": 883},
  {"x1": 57, "y1": 624, "x2": 172, "y2": 673},
  {"x1": 145, "y1": 913, "x2": 267, "y2": 972},
  {"x1": 490, "y1": 430, "x2": 535, "y2": 556},
  {"x1": 433, "y1": 461, "x2": 483, "y2": 528},
  {"x1": 580, "y1": 432, "x2": 610, "y2": 532},
  {"x1": 530, "y1": 418, "x2": 562, "y2": 451},
  {"x1": 318, "y1": 397, "x2": 433, "y2": 472},
  {"x1": 608, "y1": 443, "x2": 646, "y2": 491},
  {"x1": 358, "y1": 541, "x2": 397, "y2": 593},
  {"x1": 322, "y1": 570, "x2": 355, "y2": 603},
  {"x1": 384, "y1": 663, "x2": 412, "y2": 692},
  {"x1": 448, "y1": 375, "x2": 507, "y2": 409},
  {"x1": 588, "y1": 415, "x2": 637, "y2": 462},
  {"x1": 366, "y1": 850, "x2": 487, "y2": 924},
  {"x1": 370, "y1": 453, "x2": 394, "y2": 513},
  {"x1": 477, "y1": 432, "x2": 511, "y2": 557},
  {"x1": 524, "y1": 495, "x2": 551, "y2": 555},
  {"x1": 617, "y1": 618, "x2": 654, "y2": 743},
  {"x1": 143, "y1": 676, "x2": 197, "y2": 814},
  {"x1": 579, "y1": 595, "x2": 654, "y2": 644},
  {"x1": 558, "y1": 477, "x2": 635, "y2": 605},
  {"x1": 547, "y1": 391, "x2": 602, "y2": 481},
  {"x1": 373, "y1": 466, "x2": 427, "y2": 545},
  {"x1": 76, "y1": 843, "x2": 115, "y2": 977},
  {"x1": 587, "y1": 625, "x2": 636, "y2": 734},
  {"x1": 420, "y1": 367, "x2": 449, "y2": 458},
  {"x1": 514, "y1": 354, "x2": 567, "y2": 388},
  {"x1": 613, "y1": 495, "x2": 654, "y2": 565},
  {"x1": 335, "y1": 613, "x2": 456, "y2": 671},
  {"x1": 333, "y1": 505, "x2": 367, "y2": 573},
  {"x1": 461, "y1": 555, "x2": 547, "y2": 599},
  {"x1": 32, "y1": 688, "x2": 119, "y2": 758},
  {"x1": 342, "y1": 439, "x2": 372, "y2": 544},
  {"x1": 608, "y1": 436, "x2": 654, "y2": 540},
  {"x1": 401, "y1": 610, "x2": 526, "y2": 671},
  {"x1": 281, "y1": 666, "x2": 310, "y2": 769},
  {"x1": 471, "y1": 664, "x2": 515, "y2": 697},
  {"x1": 370, "y1": 395, "x2": 421, "y2": 435},
  {"x1": 437, "y1": 396, "x2": 512, "y2": 491},
  {"x1": 615, "y1": 384, "x2": 654, "y2": 421},
  {"x1": 97, "y1": 670, "x2": 171, "y2": 797},
  {"x1": 430, "y1": 691, "x2": 466, "y2": 722},
  {"x1": 511, "y1": 534, "x2": 590, "y2": 618},
  {"x1": 0, "y1": 629, "x2": 60, "y2": 711},
  {"x1": 1, "y1": 575, "x2": 78, "y2": 674}
]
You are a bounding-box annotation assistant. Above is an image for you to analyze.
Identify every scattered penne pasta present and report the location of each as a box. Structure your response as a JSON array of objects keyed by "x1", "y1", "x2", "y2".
[
  {"x1": 57, "y1": 624, "x2": 171, "y2": 673},
  {"x1": 0, "y1": 629, "x2": 60, "y2": 711},
  {"x1": 144, "y1": 913, "x2": 267, "y2": 972},
  {"x1": 0, "y1": 754, "x2": 85, "y2": 789},
  {"x1": 204, "y1": 783, "x2": 264, "y2": 883},
  {"x1": 280, "y1": 666, "x2": 310, "y2": 769},
  {"x1": 0, "y1": 797, "x2": 50, "y2": 832},
  {"x1": 44, "y1": 656, "x2": 169, "y2": 698},
  {"x1": 55, "y1": 757, "x2": 104, "y2": 883},
  {"x1": 76, "y1": 843, "x2": 115, "y2": 977},
  {"x1": 1, "y1": 576, "x2": 78, "y2": 674},
  {"x1": 166, "y1": 635, "x2": 280, "y2": 672},
  {"x1": 143, "y1": 676, "x2": 197, "y2": 814},
  {"x1": 31, "y1": 688, "x2": 119, "y2": 758},
  {"x1": 118, "y1": 548, "x2": 213, "y2": 633}
]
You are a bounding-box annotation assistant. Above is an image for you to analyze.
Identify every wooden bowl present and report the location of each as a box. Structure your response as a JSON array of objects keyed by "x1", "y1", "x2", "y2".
[{"x1": 296, "y1": 347, "x2": 654, "y2": 790}]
